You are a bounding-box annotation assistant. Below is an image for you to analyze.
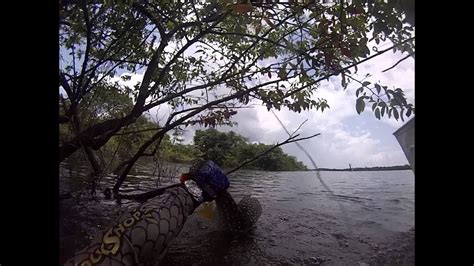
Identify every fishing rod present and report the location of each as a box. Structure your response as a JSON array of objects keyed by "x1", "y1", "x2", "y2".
[{"x1": 270, "y1": 109, "x2": 351, "y2": 232}]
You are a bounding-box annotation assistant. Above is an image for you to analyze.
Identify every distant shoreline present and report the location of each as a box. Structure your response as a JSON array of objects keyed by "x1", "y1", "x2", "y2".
[{"x1": 305, "y1": 165, "x2": 412, "y2": 172}]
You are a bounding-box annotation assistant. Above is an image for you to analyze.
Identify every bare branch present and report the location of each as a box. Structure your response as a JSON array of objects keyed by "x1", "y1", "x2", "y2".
[
  {"x1": 382, "y1": 52, "x2": 414, "y2": 73},
  {"x1": 134, "y1": 3, "x2": 166, "y2": 37},
  {"x1": 144, "y1": 11, "x2": 231, "y2": 102},
  {"x1": 60, "y1": 72, "x2": 75, "y2": 101},
  {"x1": 85, "y1": 26, "x2": 158, "y2": 96},
  {"x1": 77, "y1": 2, "x2": 92, "y2": 97},
  {"x1": 113, "y1": 183, "x2": 182, "y2": 202},
  {"x1": 290, "y1": 118, "x2": 308, "y2": 137},
  {"x1": 114, "y1": 127, "x2": 161, "y2": 136}
]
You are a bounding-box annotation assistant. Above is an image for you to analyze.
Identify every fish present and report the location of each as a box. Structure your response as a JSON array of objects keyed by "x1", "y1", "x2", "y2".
[
  {"x1": 190, "y1": 160, "x2": 262, "y2": 232},
  {"x1": 211, "y1": 190, "x2": 262, "y2": 232},
  {"x1": 196, "y1": 201, "x2": 217, "y2": 220}
]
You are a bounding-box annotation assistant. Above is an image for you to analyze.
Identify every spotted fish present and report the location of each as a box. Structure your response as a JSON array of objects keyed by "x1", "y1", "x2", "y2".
[
  {"x1": 190, "y1": 160, "x2": 262, "y2": 232},
  {"x1": 214, "y1": 190, "x2": 262, "y2": 232}
]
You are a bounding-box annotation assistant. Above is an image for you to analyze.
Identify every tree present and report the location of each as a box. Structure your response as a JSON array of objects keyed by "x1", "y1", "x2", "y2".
[
  {"x1": 59, "y1": 0, "x2": 414, "y2": 195},
  {"x1": 193, "y1": 129, "x2": 307, "y2": 171}
]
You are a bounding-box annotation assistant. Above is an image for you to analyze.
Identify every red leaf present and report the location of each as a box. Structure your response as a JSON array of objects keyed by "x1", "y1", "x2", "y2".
[{"x1": 233, "y1": 4, "x2": 253, "y2": 14}]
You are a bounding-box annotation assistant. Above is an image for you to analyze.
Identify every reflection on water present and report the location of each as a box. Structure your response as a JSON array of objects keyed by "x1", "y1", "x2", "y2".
[{"x1": 59, "y1": 161, "x2": 414, "y2": 265}]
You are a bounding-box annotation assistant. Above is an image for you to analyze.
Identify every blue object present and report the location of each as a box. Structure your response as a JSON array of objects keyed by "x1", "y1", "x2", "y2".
[{"x1": 194, "y1": 160, "x2": 230, "y2": 196}]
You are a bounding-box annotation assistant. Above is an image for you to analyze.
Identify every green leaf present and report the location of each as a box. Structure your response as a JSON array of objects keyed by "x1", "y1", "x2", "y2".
[
  {"x1": 372, "y1": 102, "x2": 377, "y2": 111},
  {"x1": 375, "y1": 108, "x2": 381, "y2": 119},
  {"x1": 400, "y1": 109, "x2": 405, "y2": 122},
  {"x1": 406, "y1": 108, "x2": 412, "y2": 117},
  {"x1": 393, "y1": 108, "x2": 399, "y2": 120},
  {"x1": 356, "y1": 87, "x2": 363, "y2": 97},
  {"x1": 381, "y1": 106, "x2": 386, "y2": 116},
  {"x1": 375, "y1": 83, "x2": 381, "y2": 94},
  {"x1": 341, "y1": 74, "x2": 347, "y2": 89},
  {"x1": 362, "y1": 81, "x2": 371, "y2": 86},
  {"x1": 394, "y1": 92, "x2": 408, "y2": 106},
  {"x1": 356, "y1": 97, "x2": 365, "y2": 114},
  {"x1": 278, "y1": 63, "x2": 287, "y2": 79}
]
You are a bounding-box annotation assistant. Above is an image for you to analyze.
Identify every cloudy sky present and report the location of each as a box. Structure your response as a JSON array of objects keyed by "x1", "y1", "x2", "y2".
[
  {"x1": 193, "y1": 53, "x2": 413, "y2": 169},
  {"x1": 61, "y1": 18, "x2": 414, "y2": 169},
  {"x1": 114, "y1": 47, "x2": 414, "y2": 169}
]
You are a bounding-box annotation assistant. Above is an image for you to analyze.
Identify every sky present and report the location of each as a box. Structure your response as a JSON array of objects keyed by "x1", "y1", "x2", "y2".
[
  {"x1": 107, "y1": 47, "x2": 414, "y2": 169},
  {"x1": 60, "y1": 13, "x2": 414, "y2": 169},
  {"x1": 191, "y1": 54, "x2": 414, "y2": 169}
]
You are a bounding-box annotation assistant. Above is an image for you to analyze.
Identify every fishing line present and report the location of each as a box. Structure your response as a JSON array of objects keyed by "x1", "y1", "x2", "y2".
[{"x1": 270, "y1": 109, "x2": 351, "y2": 233}]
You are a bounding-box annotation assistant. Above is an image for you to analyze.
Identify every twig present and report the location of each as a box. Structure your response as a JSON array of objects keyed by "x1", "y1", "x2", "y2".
[
  {"x1": 290, "y1": 118, "x2": 308, "y2": 137},
  {"x1": 114, "y1": 127, "x2": 162, "y2": 136},
  {"x1": 112, "y1": 183, "x2": 182, "y2": 202},
  {"x1": 382, "y1": 52, "x2": 414, "y2": 73}
]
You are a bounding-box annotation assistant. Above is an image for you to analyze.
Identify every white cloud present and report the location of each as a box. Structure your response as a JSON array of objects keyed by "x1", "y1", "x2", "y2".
[{"x1": 103, "y1": 43, "x2": 414, "y2": 169}]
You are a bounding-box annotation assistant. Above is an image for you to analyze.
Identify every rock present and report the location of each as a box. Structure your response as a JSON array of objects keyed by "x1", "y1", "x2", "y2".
[
  {"x1": 307, "y1": 256, "x2": 330, "y2": 265},
  {"x1": 338, "y1": 240, "x2": 349, "y2": 247},
  {"x1": 370, "y1": 243, "x2": 379, "y2": 250},
  {"x1": 332, "y1": 232, "x2": 346, "y2": 239}
]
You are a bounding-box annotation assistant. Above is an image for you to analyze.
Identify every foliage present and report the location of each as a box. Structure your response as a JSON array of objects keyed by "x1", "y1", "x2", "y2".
[
  {"x1": 58, "y1": 0, "x2": 414, "y2": 189},
  {"x1": 194, "y1": 129, "x2": 307, "y2": 171},
  {"x1": 158, "y1": 134, "x2": 199, "y2": 163}
]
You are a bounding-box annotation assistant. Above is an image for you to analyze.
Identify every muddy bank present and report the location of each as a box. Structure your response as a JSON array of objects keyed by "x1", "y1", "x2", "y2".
[
  {"x1": 161, "y1": 206, "x2": 414, "y2": 266},
  {"x1": 60, "y1": 196, "x2": 414, "y2": 266},
  {"x1": 60, "y1": 166, "x2": 414, "y2": 265}
]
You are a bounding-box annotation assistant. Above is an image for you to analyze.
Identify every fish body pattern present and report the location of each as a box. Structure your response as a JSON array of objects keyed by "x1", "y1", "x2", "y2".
[
  {"x1": 64, "y1": 185, "x2": 197, "y2": 266},
  {"x1": 214, "y1": 190, "x2": 262, "y2": 232}
]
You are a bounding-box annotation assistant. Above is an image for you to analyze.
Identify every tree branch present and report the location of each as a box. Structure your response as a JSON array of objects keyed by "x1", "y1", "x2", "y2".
[
  {"x1": 85, "y1": 26, "x2": 158, "y2": 96},
  {"x1": 111, "y1": 73, "x2": 296, "y2": 192},
  {"x1": 144, "y1": 11, "x2": 231, "y2": 103},
  {"x1": 133, "y1": 3, "x2": 166, "y2": 37},
  {"x1": 114, "y1": 127, "x2": 161, "y2": 136},
  {"x1": 283, "y1": 37, "x2": 415, "y2": 99},
  {"x1": 60, "y1": 72, "x2": 75, "y2": 101},
  {"x1": 112, "y1": 183, "x2": 182, "y2": 202},
  {"x1": 77, "y1": 1, "x2": 92, "y2": 99},
  {"x1": 382, "y1": 52, "x2": 414, "y2": 73}
]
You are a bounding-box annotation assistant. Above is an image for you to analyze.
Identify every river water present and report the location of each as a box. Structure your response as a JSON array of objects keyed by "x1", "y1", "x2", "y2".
[{"x1": 59, "y1": 162, "x2": 414, "y2": 265}]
